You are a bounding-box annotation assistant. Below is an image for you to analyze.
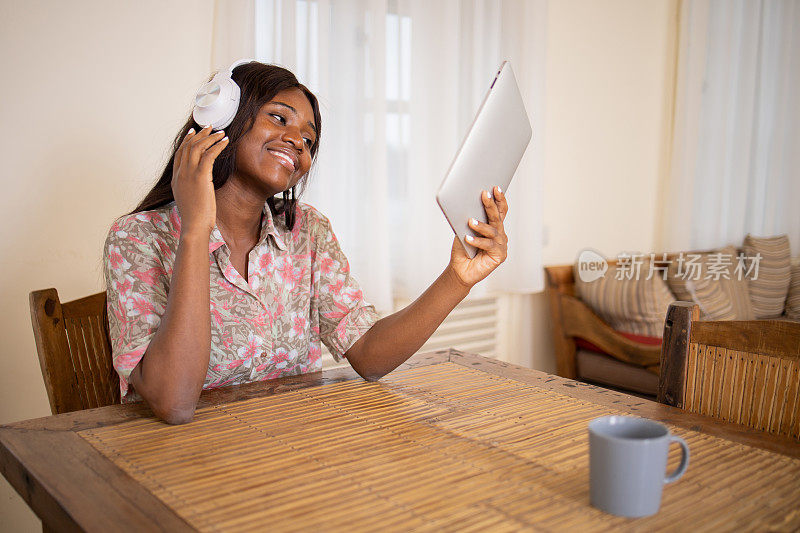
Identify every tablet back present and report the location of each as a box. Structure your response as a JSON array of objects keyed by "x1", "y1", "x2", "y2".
[{"x1": 436, "y1": 61, "x2": 532, "y2": 258}]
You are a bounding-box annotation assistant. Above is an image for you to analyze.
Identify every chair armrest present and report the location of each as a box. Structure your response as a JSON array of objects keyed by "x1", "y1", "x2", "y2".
[{"x1": 559, "y1": 295, "x2": 661, "y2": 369}]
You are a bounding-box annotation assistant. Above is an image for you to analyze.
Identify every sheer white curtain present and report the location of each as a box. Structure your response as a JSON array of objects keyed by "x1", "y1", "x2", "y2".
[
  {"x1": 212, "y1": 0, "x2": 546, "y2": 313},
  {"x1": 661, "y1": 0, "x2": 800, "y2": 253}
]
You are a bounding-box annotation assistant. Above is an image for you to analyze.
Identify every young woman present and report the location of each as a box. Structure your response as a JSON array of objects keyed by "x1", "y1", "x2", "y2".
[{"x1": 104, "y1": 62, "x2": 509, "y2": 424}]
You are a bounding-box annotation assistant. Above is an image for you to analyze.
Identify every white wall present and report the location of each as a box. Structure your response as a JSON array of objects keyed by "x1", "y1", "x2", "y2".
[
  {"x1": 506, "y1": 0, "x2": 678, "y2": 373},
  {"x1": 0, "y1": 0, "x2": 677, "y2": 530},
  {"x1": 544, "y1": 0, "x2": 677, "y2": 263},
  {"x1": 0, "y1": 1, "x2": 215, "y2": 530}
]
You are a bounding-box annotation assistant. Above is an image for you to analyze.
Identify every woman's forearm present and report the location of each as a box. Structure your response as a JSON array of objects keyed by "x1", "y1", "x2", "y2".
[
  {"x1": 129, "y1": 231, "x2": 211, "y2": 423},
  {"x1": 345, "y1": 265, "x2": 471, "y2": 380},
  {"x1": 346, "y1": 188, "x2": 510, "y2": 380}
]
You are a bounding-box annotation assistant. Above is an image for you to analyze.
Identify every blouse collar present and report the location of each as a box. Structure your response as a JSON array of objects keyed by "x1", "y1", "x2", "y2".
[{"x1": 207, "y1": 202, "x2": 288, "y2": 254}]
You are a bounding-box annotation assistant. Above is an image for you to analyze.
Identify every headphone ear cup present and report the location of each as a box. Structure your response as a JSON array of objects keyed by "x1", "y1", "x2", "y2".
[{"x1": 192, "y1": 71, "x2": 241, "y2": 130}]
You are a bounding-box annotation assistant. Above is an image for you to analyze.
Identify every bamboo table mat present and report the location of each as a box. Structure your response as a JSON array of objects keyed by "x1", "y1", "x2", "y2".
[{"x1": 80, "y1": 361, "x2": 800, "y2": 532}]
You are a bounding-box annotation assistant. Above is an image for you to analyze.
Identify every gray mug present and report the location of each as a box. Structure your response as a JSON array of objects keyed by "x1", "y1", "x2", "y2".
[{"x1": 588, "y1": 415, "x2": 689, "y2": 518}]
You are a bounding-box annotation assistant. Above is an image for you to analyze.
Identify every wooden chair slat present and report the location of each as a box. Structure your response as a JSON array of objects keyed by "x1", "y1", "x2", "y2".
[
  {"x1": 784, "y1": 365, "x2": 800, "y2": 435},
  {"x1": 697, "y1": 345, "x2": 708, "y2": 415},
  {"x1": 81, "y1": 316, "x2": 105, "y2": 408},
  {"x1": 707, "y1": 346, "x2": 719, "y2": 417},
  {"x1": 67, "y1": 318, "x2": 91, "y2": 407},
  {"x1": 77, "y1": 318, "x2": 100, "y2": 408},
  {"x1": 762, "y1": 357, "x2": 780, "y2": 432},
  {"x1": 731, "y1": 352, "x2": 749, "y2": 426},
  {"x1": 76, "y1": 318, "x2": 101, "y2": 408},
  {"x1": 89, "y1": 314, "x2": 117, "y2": 406},
  {"x1": 715, "y1": 349, "x2": 726, "y2": 418},
  {"x1": 64, "y1": 320, "x2": 92, "y2": 409},
  {"x1": 741, "y1": 357, "x2": 757, "y2": 427},
  {"x1": 718, "y1": 350, "x2": 736, "y2": 422},
  {"x1": 80, "y1": 317, "x2": 100, "y2": 407},
  {"x1": 793, "y1": 372, "x2": 800, "y2": 437},
  {"x1": 29, "y1": 288, "x2": 118, "y2": 415},
  {"x1": 660, "y1": 302, "x2": 800, "y2": 440},
  {"x1": 754, "y1": 358, "x2": 771, "y2": 431},
  {"x1": 684, "y1": 343, "x2": 697, "y2": 410},
  {"x1": 85, "y1": 316, "x2": 108, "y2": 409},
  {"x1": 773, "y1": 358, "x2": 790, "y2": 433},
  {"x1": 94, "y1": 312, "x2": 116, "y2": 405},
  {"x1": 711, "y1": 347, "x2": 724, "y2": 418}
]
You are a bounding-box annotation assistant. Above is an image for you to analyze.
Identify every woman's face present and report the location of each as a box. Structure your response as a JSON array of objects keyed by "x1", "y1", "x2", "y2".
[{"x1": 232, "y1": 87, "x2": 318, "y2": 197}]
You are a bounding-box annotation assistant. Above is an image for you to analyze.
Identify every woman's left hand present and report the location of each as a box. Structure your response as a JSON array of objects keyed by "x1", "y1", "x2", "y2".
[{"x1": 448, "y1": 186, "x2": 509, "y2": 289}]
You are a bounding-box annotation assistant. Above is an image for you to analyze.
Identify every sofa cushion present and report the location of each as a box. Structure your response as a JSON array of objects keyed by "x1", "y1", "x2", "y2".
[
  {"x1": 666, "y1": 245, "x2": 755, "y2": 320},
  {"x1": 786, "y1": 258, "x2": 800, "y2": 320},
  {"x1": 743, "y1": 234, "x2": 791, "y2": 319},
  {"x1": 575, "y1": 260, "x2": 676, "y2": 338}
]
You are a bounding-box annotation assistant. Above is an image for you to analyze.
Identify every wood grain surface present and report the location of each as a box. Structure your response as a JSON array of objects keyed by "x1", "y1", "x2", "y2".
[
  {"x1": 29, "y1": 289, "x2": 120, "y2": 415},
  {"x1": 658, "y1": 302, "x2": 698, "y2": 408},
  {"x1": 2, "y1": 350, "x2": 799, "y2": 532}
]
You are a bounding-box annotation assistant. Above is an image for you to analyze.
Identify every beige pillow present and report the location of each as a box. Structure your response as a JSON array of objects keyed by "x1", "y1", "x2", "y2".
[
  {"x1": 575, "y1": 259, "x2": 676, "y2": 338},
  {"x1": 666, "y1": 245, "x2": 755, "y2": 321},
  {"x1": 743, "y1": 234, "x2": 791, "y2": 319},
  {"x1": 786, "y1": 258, "x2": 800, "y2": 321}
]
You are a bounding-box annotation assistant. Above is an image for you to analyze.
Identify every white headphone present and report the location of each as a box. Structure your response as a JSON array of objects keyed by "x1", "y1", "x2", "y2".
[{"x1": 192, "y1": 59, "x2": 252, "y2": 131}]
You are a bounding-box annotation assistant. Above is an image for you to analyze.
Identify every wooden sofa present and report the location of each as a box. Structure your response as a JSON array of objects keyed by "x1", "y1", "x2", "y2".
[
  {"x1": 546, "y1": 238, "x2": 799, "y2": 397},
  {"x1": 545, "y1": 264, "x2": 662, "y2": 396}
]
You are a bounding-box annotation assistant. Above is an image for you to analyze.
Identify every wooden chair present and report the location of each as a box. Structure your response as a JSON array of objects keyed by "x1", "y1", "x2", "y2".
[
  {"x1": 659, "y1": 301, "x2": 800, "y2": 439},
  {"x1": 545, "y1": 265, "x2": 662, "y2": 394},
  {"x1": 29, "y1": 288, "x2": 120, "y2": 415}
]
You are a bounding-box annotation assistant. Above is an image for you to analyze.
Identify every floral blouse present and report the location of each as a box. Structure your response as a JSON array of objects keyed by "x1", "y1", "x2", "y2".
[{"x1": 103, "y1": 201, "x2": 380, "y2": 402}]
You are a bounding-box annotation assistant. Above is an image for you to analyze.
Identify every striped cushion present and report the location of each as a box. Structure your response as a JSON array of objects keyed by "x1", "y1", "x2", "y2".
[
  {"x1": 575, "y1": 260, "x2": 676, "y2": 338},
  {"x1": 666, "y1": 245, "x2": 755, "y2": 321},
  {"x1": 743, "y1": 235, "x2": 791, "y2": 319},
  {"x1": 786, "y1": 259, "x2": 800, "y2": 320}
]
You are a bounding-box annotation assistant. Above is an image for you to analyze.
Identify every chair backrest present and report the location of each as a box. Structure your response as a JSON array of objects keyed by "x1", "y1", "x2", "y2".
[
  {"x1": 29, "y1": 288, "x2": 120, "y2": 415},
  {"x1": 659, "y1": 302, "x2": 800, "y2": 439}
]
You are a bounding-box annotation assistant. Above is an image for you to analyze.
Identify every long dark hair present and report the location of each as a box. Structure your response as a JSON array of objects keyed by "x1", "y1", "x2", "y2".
[{"x1": 131, "y1": 62, "x2": 322, "y2": 230}]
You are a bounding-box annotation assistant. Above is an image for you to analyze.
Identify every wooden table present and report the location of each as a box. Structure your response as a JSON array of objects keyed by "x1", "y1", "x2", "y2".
[{"x1": 2, "y1": 350, "x2": 799, "y2": 532}]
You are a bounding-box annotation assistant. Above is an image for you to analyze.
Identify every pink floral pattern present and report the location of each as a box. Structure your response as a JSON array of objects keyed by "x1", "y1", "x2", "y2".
[{"x1": 103, "y1": 201, "x2": 379, "y2": 402}]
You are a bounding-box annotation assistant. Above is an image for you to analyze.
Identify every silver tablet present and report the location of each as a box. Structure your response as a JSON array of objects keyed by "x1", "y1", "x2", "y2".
[{"x1": 436, "y1": 61, "x2": 532, "y2": 258}]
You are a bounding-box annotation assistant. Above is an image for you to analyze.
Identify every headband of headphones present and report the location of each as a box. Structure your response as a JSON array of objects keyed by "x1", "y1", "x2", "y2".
[{"x1": 192, "y1": 59, "x2": 253, "y2": 131}]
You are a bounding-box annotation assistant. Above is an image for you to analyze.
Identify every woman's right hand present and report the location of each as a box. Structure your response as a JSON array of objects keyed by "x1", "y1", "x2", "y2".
[{"x1": 171, "y1": 125, "x2": 229, "y2": 238}]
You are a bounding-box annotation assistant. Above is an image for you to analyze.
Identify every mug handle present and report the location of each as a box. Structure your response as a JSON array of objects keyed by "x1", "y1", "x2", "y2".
[{"x1": 664, "y1": 435, "x2": 690, "y2": 484}]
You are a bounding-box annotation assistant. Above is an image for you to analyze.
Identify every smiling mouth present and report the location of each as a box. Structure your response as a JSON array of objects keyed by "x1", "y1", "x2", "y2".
[{"x1": 267, "y1": 150, "x2": 297, "y2": 172}]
